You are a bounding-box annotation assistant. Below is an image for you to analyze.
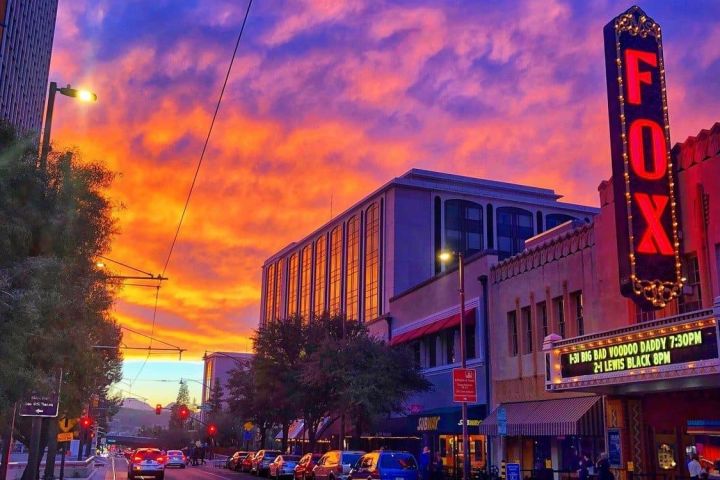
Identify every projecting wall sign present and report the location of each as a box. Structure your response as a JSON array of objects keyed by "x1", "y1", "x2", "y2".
[{"x1": 604, "y1": 6, "x2": 683, "y2": 308}]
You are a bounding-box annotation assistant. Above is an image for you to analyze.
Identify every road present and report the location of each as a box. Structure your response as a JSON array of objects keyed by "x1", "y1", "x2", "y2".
[{"x1": 103, "y1": 457, "x2": 258, "y2": 480}]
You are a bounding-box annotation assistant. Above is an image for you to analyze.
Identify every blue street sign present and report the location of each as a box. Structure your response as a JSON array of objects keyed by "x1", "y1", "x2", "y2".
[
  {"x1": 506, "y1": 463, "x2": 520, "y2": 480},
  {"x1": 497, "y1": 406, "x2": 507, "y2": 436}
]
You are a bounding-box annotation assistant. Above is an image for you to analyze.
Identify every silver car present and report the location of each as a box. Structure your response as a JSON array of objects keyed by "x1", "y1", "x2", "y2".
[{"x1": 165, "y1": 450, "x2": 186, "y2": 469}]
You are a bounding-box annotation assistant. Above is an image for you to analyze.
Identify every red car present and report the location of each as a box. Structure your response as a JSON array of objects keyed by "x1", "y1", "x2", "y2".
[
  {"x1": 240, "y1": 452, "x2": 258, "y2": 473},
  {"x1": 295, "y1": 453, "x2": 323, "y2": 480}
]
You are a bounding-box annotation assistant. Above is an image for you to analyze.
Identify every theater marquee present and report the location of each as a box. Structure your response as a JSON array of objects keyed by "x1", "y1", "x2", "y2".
[{"x1": 604, "y1": 6, "x2": 683, "y2": 307}]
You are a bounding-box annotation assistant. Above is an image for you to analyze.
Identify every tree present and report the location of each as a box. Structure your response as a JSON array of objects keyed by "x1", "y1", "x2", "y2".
[
  {"x1": 169, "y1": 382, "x2": 191, "y2": 430},
  {"x1": 226, "y1": 363, "x2": 274, "y2": 448},
  {"x1": 208, "y1": 377, "x2": 224, "y2": 419},
  {"x1": 0, "y1": 121, "x2": 123, "y2": 480}
]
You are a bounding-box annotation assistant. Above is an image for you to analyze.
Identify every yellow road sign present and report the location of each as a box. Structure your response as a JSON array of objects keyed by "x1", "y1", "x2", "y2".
[
  {"x1": 58, "y1": 417, "x2": 78, "y2": 433},
  {"x1": 57, "y1": 432, "x2": 74, "y2": 442}
]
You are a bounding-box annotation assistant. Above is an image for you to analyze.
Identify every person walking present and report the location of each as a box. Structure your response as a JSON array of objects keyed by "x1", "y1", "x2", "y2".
[
  {"x1": 596, "y1": 453, "x2": 613, "y2": 480},
  {"x1": 577, "y1": 454, "x2": 590, "y2": 480},
  {"x1": 419, "y1": 447, "x2": 431, "y2": 480},
  {"x1": 688, "y1": 454, "x2": 703, "y2": 480},
  {"x1": 432, "y1": 452, "x2": 444, "y2": 480}
]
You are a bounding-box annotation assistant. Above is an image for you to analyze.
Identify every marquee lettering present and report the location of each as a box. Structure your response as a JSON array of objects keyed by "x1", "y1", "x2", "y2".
[
  {"x1": 635, "y1": 193, "x2": 673, "y2": 255},
  {"x1": 628, "y1": 119, "x2": 666, "y2": 180},
  {"x1": 625, "y1": 49, "x2": 657, "y2": 105}
]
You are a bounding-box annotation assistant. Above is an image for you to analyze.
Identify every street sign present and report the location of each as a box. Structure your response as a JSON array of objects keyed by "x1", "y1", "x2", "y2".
[
  {"x1": 57, "y1": 432, "x2": 74, "y2": 443},
  {"x1": 497, "y1": 406, "x2": 507, "y2": 436},
  {"x1": 58, "y1": 417, "x2": 78, "y2": 433},
  {"x1": 506, "y1": 463, "x2": 520, "y2": 480},
  {"x1": 20, "y1": 371, "x2": 62, "y2": 417},
  {"x1": 452, "y1": 368, "x2": 477, "y2": 403}
]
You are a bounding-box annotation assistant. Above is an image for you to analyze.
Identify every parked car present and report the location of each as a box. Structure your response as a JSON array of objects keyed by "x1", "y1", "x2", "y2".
[
  {"x1": 252, "y1": 450, "x2": 282, "y2": 476},
  {"x1": 270, "y1": 455, "x2": 302, "y2": 479},
  {"x1": 313, "y1": 451, "x2": 365, "y2": 480},
  {"x1": 240, "y1": 452, "x2": 258, "y2": 472},
  {"x1": 127, "y1": 448, "x2": 166, "y2": 480},
  {"x1": 166, "y1": 450, "x2": 186, "y2": 469},
  {"x1": 349, "y1": 451, "x2": 418, "y2": 480},
  {"x1": 227, "y1": 451, "x2": 249, "y2": 470},
  {"x1": 295, "y1": 453, "x2": 323, "y2": 480}
]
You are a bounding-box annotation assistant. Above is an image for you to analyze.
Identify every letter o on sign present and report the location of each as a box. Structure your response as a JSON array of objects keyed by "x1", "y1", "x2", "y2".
[{"x1": 629, "y1": 119, "x2": 667, "y2": 180}]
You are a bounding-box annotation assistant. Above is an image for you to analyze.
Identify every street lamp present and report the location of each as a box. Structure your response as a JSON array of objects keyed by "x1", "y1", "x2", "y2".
[
  {"x1": 40, "y1": 81, "x2": 97, "y2": 171},
  {"x1": 438, "y1": 249, "x2": 470, "y2": 480}
]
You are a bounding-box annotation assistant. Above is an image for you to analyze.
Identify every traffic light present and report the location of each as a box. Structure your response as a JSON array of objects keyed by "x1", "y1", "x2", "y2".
[
  {"x1": 80, "y1": 416, "x2": 92, "y2": 430},
  {"x1": 178, "y1": 405, "x2": 189, "y2": 421},
  {"x1": 155, "y1": 404, "x2": 162, "y2": 415},
  {"x1": 207, "y1": 424, "x2": 217, "y2": 436}
]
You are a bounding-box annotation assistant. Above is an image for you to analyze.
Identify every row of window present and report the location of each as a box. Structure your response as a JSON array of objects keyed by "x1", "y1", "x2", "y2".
[
  {"x1": 436, "y1": 198, "x2": 581, "y2": 271},
  {"x1": 507, "y1": 292, "x2": 584, "y2": 356},
  {"x1": 410, "y1": 327, "x2": 477, "y2": 369},
  {"x1": 264, "y1": 202, "x2": 382, "y2": 323}
]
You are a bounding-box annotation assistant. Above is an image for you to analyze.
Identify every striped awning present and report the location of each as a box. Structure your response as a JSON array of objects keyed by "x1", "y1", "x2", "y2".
[
  {"x1": 479, "y1": 396, "x2": 603, "y2": 436},
  {"x1": 390, "y1": 308, "x2": 476, "y2": 346},
  {"x1": 687, "y1": 420, "x2": 720, "y2": 435},
  {"x1": 275, "y1": 420, "x2": 305, "y2": 440}
]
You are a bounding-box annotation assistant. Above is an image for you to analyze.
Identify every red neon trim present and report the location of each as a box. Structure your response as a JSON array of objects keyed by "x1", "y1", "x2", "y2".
[
  {"x1": 628, "y1": 119, "x2": 667, "y2": 181},
  {"x1": 625, "y1": 49, "x2": 657, "y2": 105},
  {"x1": 634, "y1": 193, "x2": 673, "y2": 255}
]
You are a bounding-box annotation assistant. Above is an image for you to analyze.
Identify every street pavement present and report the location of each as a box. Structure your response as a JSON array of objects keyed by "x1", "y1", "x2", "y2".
[{"x1": 103, "y1": 456, "x2": 259, "y2": 480}]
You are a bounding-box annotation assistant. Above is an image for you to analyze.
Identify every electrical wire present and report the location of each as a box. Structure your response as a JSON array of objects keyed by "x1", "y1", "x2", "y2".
[{"x1": 127, "y1": 0, "x2": 253, "y2": 388}]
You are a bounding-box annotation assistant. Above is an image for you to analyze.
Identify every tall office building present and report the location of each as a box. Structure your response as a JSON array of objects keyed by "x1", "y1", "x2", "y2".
[{"x1": 0, "y1": 0, "x2": 58, "y2": 133}]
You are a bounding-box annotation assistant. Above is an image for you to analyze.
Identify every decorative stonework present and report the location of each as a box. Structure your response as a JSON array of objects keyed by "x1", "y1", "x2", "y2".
[
  {"x1": 491, "y1": 223, "x2": 594, "y2": 284},
  {"x1": 672, "y1": 122, "x2": 720, "y2": 171}
]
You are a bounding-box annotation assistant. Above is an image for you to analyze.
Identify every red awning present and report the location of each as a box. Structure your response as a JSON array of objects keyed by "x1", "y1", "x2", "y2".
[{"x1": 390, "y1": 308, "x2": 476, "y2": 346}]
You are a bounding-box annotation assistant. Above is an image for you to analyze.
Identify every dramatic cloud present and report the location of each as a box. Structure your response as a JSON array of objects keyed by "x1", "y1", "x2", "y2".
[{"x1": 50, "y1": 0, "x2": 720, "y2": 363}]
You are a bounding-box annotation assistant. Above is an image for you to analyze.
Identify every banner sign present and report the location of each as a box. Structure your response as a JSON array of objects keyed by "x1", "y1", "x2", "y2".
[
  {"x1": 560, "y1": 324, "x2": 717, "y2": 378},
  {"x1": 603, "y1": 6, "x2": 683, "y2": 308}
]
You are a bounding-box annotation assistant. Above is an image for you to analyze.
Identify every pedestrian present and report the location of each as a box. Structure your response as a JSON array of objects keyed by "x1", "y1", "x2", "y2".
[
  {"x1": 577, "y1": 454, "x2": 590, "y2": 480},
  {"x1": 688, "y1": 454, "x2": 703, "y2": 480},
  {"x1": 432, "y1": 452, "x2": 444, "y2": 480},
  {"x1": 192, "y1": 445, "x2": 199, "y2": 466},
  {"x1": 419, "y1": 447, "x2": 431, "y2": 480},
  {"x1": 200, "y1": 443, "x2": 207, "y2": 465},
  {"x1": 596, "y1": 453, "x2": 613, "y2": 480}
]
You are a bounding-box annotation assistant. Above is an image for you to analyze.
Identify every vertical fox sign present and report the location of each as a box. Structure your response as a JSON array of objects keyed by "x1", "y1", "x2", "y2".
[{"x1": 604, "y1": 6, "x2": 683, "y2": 308}]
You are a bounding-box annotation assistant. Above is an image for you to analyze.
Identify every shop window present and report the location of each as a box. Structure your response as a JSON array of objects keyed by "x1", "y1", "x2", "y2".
[
  {"x1": 553, "y1": 296, "x2": 565, "y2": 338},
  {"x1": 497, "y1": 207, "x2": 534, "y2": 260},
  {"x1": 445, "y1": 329, "x2": 456, "y2": 364},
  {"x1": 521, "y1": 306, "x2": 532, "y2": 354},
  {"x1": 635, "y1": 304, "x2": 656, "y2": 323},
  {"x1": 466, "y1": 324, "x2": 476, "y2": 359},
  {"x1": 546, "y1": 213, "x2": 576, "y2": 229},
  {"x1": 445, "y1": 199, "x2": 483, "y2": 263},
  {"x1": 536, "y1": 301, "x2": 548, "y2": 349},
  {"x1": 571, "y1": 291, "x2": 584, "y2": 336},
  {"x1": 679, "y1": 254, "x2": 702, "y2": 313},
  {"x1": 507, "y1": 311, "x2": 518, "y2": 356}
]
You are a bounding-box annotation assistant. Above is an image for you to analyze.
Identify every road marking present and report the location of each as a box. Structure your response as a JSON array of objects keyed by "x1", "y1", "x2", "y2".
[
  {"x1": 112, "y1": 456, "x2": 117, "y2": 480},
  {"x1": 193, "y1": 468, "x2": 242, "y2": 480}
]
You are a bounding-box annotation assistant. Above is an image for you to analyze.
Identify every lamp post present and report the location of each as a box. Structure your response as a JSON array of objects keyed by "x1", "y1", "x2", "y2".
[
  {"x1": 40, "y1": 81, "x2": 97, "y2": 171},
  {"x1": 439, "y1": 250, "x2": 470, "y2": 480}
]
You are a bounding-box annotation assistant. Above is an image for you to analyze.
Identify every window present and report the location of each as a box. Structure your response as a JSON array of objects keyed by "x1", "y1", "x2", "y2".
[
  {"x1": 496, "y1": 207, "x2": 534, "y2": 260},
  {"x1": 435, "y1": 197, "x2": 442, "y2": 274},
  {"x1": 426, "y1": 335, "x2": 437, "y2": 368},
  {"x1": 486, "y1": 204, "x2": 494, "y2": 249},
  {"x1": 537, "y1": 301, "x2": 548, "y2": 348},
  {"x1": 364, "y1": 203, "x2": 380, "y2": 321},
  {"x1": 273, "y1": 258, "x2": 283, "y2": 321},
  {"x1": 521, "y1": 306, "x2": 532, "y2": 354},
  {"x1": 313, "y1": 236, "x2": 327, "y2": 317},
  {"x1": 571, "y1": 291, "x2": 584, "y2": 335},
  {"x1": 508, "y1": 311, "x2": 518, "y2": 356},
  {"x1": 466, "y1": 323, "x2": 476, "y2": 359},
  {"x1": 329, "y1": 227, "x2": 343, "y2": 315},
  {"x1": 679, "y1": 254, "x2": 702, "y2": 313},
  {"x1": 299, "y1": 245, "x2": 312, "y2": 321},
  {"x1": 264, "y1": 263, "x2": 275, "y2": 323},
  {"x1": 287, "y1": 253, "x2": 299, "y2": 317},
  {"x1": 536, "y1": 211, "x2": 543, "y2": 234},
  {"x1": 445, "y1": 329, "x2": 455, "y2": 364},
  {"x1": 345, "y1": 216, "x2": 361, "y2": 321},
  {"x1": 445, "y1": 200, "x2": 483, "y2": 262},
  {"x1": 553, "y1": 296, "x2": 565, "y2": 338},
  {"x1": 635, "y1": 304, "x2": 656, "y2": 323},
  {"x1": 545, "y1": 213, "x2": 576, "y2": 229},
  {"x1": 412, "y1": 342, "x2": 421, "y2": 367}
]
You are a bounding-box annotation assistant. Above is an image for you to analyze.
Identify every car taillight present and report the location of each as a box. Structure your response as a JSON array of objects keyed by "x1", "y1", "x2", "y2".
[
  {"x1": 157, "y1": 457, "x2": 165, "y2": 463},
  {"x1": 133, "y1": 456, "x2": 143, "y2": 463}
]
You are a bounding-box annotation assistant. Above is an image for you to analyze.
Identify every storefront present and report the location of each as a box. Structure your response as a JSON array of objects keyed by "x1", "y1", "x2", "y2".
[
  {"x1": 545, "y1": 306, "x2": 720, "y2": 480},
  {"x1": 411, "y1": 405, "x2": 487, "y2": 476}
]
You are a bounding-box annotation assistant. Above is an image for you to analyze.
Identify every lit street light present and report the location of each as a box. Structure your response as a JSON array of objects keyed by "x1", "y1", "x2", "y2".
[
  {"x1": 438, "y1": 249, "x2": 470, "y2": 480},
  {"x1": 40, "y1": 81, "x2": 97, "y2": 171}
]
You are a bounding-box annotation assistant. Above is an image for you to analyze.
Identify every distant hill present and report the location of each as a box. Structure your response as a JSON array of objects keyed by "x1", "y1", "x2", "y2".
[
  {"x1": 120, "y1": 398, "x2": 154, "y2": 411},
  {"x1": 109, "y1": 398, "x2": 169, "y2": 435}
]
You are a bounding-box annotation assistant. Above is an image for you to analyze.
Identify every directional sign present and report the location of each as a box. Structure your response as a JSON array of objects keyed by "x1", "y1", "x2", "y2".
[
  {"x1": 57, "y1": 432, "x2": 74, "y2": 443},
  {"x1": 506, "y1": 463, "x2": 521, "y2": 480},
  {"x1": 20, "y1": 372, "x2": 62, "y2": 417},
  {"x1": 452, "y1": 368, "x2": 477, "y2": 403},
  {"x1": 58, "y1": 417, "x2": 78, "y2": 433}
]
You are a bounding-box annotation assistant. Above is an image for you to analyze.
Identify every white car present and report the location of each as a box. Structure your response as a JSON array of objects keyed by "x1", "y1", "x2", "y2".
[
  {"x1": 166, "y1": 450, "x2": 186, "y2": 469},
  {"x1": 128, "y1": 448, "x2": 166, "y2": 480}
]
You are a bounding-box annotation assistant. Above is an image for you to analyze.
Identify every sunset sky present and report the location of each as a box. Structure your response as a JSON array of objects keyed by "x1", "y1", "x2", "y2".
[{"x1": 48, "y1": 0, "x2": 720, "y2": 405}]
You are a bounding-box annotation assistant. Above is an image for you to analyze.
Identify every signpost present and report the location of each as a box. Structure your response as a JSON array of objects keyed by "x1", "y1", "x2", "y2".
[
  {"x1": 497, "y1": 406, "x2": 507, "y2": 436},
  {"x1": 506, "y1": 463, "x2": 521, "y2": 480},
  {"x1": 452, "y1": 368, "x2": 477, "y2": 403},
  {"x1": 604, "y1": 6, "x2": 683, "y2": 308}
]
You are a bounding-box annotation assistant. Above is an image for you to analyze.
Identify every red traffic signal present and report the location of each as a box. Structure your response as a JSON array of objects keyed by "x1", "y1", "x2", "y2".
[
  {"x1": 155, "y1": 404, "x2": 162, "y2": 415},
  {"x1": 178, "y1": 405, "x2": 189, "y2": 420},
  {"x1": 80, "y1": 417, "x2": 92, "y2": 429},
  {"x1": 207, "y1": 424, "x2": 217, "y2": 436}
]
